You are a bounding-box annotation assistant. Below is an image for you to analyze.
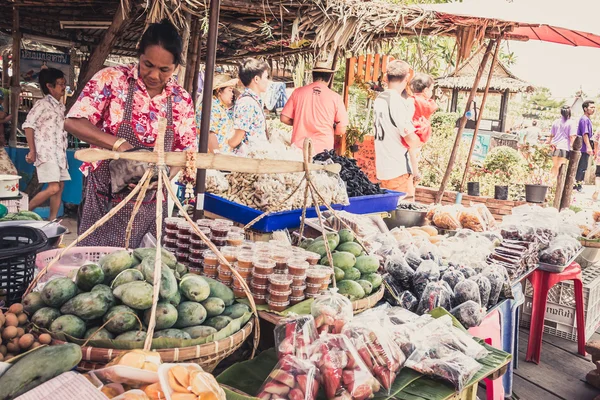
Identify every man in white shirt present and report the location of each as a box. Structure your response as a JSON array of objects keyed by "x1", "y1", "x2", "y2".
[{"x1": 373, "y1": 60, "x2": 421, "y2": 199}]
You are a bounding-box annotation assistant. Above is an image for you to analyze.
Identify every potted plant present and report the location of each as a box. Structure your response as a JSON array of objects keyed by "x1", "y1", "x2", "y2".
[
  {"x1": 524, "y1": 144, "x2": 553, "y2": 203},
  {"x1": 345, "y1": 113, "x2": 371, "y2": 156},
  {"x1": 466, "y1": 164, "x2": 482, "y2": 196},
  {"x1": 492, "y1": 169, "x2": 511, "y2": 200}
]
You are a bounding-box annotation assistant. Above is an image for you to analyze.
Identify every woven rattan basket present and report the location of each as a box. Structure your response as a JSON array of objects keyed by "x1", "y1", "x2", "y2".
[{"x1": 351, "y1": 285, "x2": 384, "y2": 314}]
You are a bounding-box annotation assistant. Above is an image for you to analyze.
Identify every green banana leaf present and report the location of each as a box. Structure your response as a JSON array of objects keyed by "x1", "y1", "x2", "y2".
[
  {"x1": 43, "y1": 312, "x2": 252, "y2": 349},
  {"x1": 239, "y1": 298, "x2": 315, "y2": 317},
  {"x1": 217, "y1": 348, "x2": 278, "y2": 396}
]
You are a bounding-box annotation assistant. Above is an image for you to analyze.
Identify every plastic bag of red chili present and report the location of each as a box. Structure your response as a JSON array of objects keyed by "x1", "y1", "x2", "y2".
[
  {"x1": 341, "y1": 315, "x2": 406, "y2": 395},
  {"x1": 309, "y1": 334, "x2": 380, "y2": 400},
  {"x1": 256, "y1": 355, "x2": 320, "y2": 400},
  {"x1": 310, "y1": 289, "x2": 353, "y2": 335},
  {"x1": 275, "y1": 315, "x2": 318, "y2": 360}
]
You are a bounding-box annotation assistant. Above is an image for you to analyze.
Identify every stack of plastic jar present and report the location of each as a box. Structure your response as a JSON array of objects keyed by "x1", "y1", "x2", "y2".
[
  {"x1": 175, "y1": 221, "x2": 192, "y2": 265},
  {"x1": 250, "y1": 258, "x2": 275, "y2": 305},
  {"x1": 188, "y1": 226, "x2": 211, "y2": 274},
  {"x1": 287, "y1": 257, "x2": 308, "y2": 305},
  {"x1": 163, "y1": 217, "x2": 183, "y2": 253},
  {"x1": 305, "y1": 267, "x2": 331, "y2": 298},
  {"x1": 202, "y1": 250, "x2": 219, "y2": 278},
  {"x1": 210, "y1": 221, "x2": 232, "y2": 248},
  {"x1": 304, "y1": 251, "x2": 321, "y2": 266},
  {"x1": 268, "y1": 274, "x2": 293, "y2": 311},
  {"x1": 216, "y1": 246, "x2": 237, "y2": 286},
  {"x1": 272, "y1": 254, "x2": 289, "y2": 274}
]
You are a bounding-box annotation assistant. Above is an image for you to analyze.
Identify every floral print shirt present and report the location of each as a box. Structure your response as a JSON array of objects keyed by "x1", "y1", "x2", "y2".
[
  {"x1": 22, "y1": 95, "x2": 68, "y2": 168},
  {"x1": 196, "y1": 96, "x2": 233, "y2": 154},
  {"x1": 233, "y1": 88, "x2": 267, "y2": 153},
  {"x1": 67, "y1": 63, "x2": 196, "y2": 174}
]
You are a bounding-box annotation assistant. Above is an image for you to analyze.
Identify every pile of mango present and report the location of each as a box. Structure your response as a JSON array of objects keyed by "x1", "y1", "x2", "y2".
[
  {"x1": 0, "y1": 210, "x2": 42, "y2": 221},
  {"x1": 23, "y1": 248, "x2": 251, "y2": 342},
  {"x1": 300, "y1": 230, "x2": 383, "y2": 301},
  {"x1": 0, "y1": 303, "x2": 52, "y2": 362}
]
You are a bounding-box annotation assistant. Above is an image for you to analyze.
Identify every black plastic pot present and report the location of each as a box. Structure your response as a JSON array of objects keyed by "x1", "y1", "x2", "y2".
[
  {"x1": 494, "y1": 185, "x2": 509, "y2": 200},
  {"x1": 467, "y1": 182, "x2": 480, "y2": 196},
  {"x1": 525, "y1": 184, "x2": 548, "y2": 203},
  {"x1": 349, "y1": 144, "x2": 359, "y2": 153}
]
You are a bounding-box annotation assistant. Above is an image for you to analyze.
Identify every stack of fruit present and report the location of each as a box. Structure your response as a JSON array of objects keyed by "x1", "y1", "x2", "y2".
[
  {"x1": 0, "y1": 303, "x2": 52, "y2": 361},
  {"x1": 26, "y1": 248, "x2": 251, "y2": 344}
]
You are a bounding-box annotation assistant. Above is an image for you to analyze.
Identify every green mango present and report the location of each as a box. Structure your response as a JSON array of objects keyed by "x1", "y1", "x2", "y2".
[
  {"x1": 113, "y1": 281, "x2": 154, "y2": 310},
  {"x1": 201, "y1": 297, "x2": 226, "y2": 317},
  {"x1": 144, "y1": 302, "x2": 178, "y2": 330},
  {"x1": 334, "y1": 267, "x2": 345, "y2": 282},
  {"x1": 200, "y1": 276, "x2": 235, "y2": 306},
  {"x1": 50, "y1": 315, "x2": 87, "y2": 339},
  {"x1": 175, "y1": 302, "x2": 207, "y2": 328},
  {"x1": 361, "y1": 273, "x2": 383, "y2": 290},
  {"x1": 84, "y1": 327, "x2": 114, "y2": 340},
  {"x1": 337, "y1": 280, "x2": 366, "y2": 301},
  {"x1": 75, "y1": 263, "x2": 105, "y2": 291},
  {"x1": 99, "y1": 250, "x2": 136, "y2": 281},
  {"x1": 115, "y1": 330, "x2": 147, "y2": 342},
  {"x1": 205, "y1": 316, "x2": 232, "y2": 331},
  {"x1": 299, "y1": 238, "x2": 314, "y2": 249},
  {"x1": 22, "y1": 292, "x2": 45, "y2": 315},
  {"x1": 179, "y1": 275, "x2": 211, "y2": 303},
  {"x1": 320, "y1": 252, "x2": 356, "y2": 269},
  {"x1": 336, "y1": 242, "x2": 362, "y2": 257},
  {"x1": 60, "y1": 292, "x2": 109, "y2": 320},
  {"x1": 153, "y1": 329, "x2": 191, "y2": 340},
  {"x1": 16, "y1": 210, "x2": 43, "y2": 221},
  {"x1": 354, "y1": 255, "x2": 380, "y2": 274},
  {"x1": 165, "y1": 290, "x2": 182, "y2": 307},
  {"x1": 31, "y1": 307, "x2": 61, "y2": 329},
  {"x1": 175, "y1": 262, "x2": 188, "y2": 277},
  {"x1": 103, "y1": 305, "x2": 139, "y2": 334},
  {"x1": 133, "y1": 247, "x2": 177, "y2": 268},
  {"x1": 338, "y1": 229, "x2": 355, "y2": 244},
  {"x1": 41, "y1": 278, "x2": 78, "y2": 308},
  {"x1": 182, "y1": 326, "x2": 218, "y2": 339},
  {"x1": 342, "y1": 267, "x2": 361, "y2": 281},
  {"x1": 111, "y1": 269, "x2": 144, "y2": 289},
  {"x1": 357, "y1": 279, "x2": 373, "y2": 295},
  {"x1": 91, "y1": 284, "x2": 117, "y2": 308},
  {"x1": 222, "y1": 303, "x2": 251, "y2": 319},
  {"x1": 137, "y1": 258, "x2": 178, "y2": 300}
]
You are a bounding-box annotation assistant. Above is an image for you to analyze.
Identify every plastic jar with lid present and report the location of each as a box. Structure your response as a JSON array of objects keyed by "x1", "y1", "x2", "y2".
[
  {"x1": 211, "y1": 236, "x2": 228, "y2": 247},
  {"x1": 253, "y1": 293, "x2": 267, "y2": 305},
  {"x1": 191, "y1": 226, "x2": 212, "y2": 238},
  {"x1": 165, "y1": 217, "x2": 184, "y2": 231},
  {"x1": 268, "y1": 288, "x2": 291, "y2": 302},
  {"x1": 250, "y1": 281, "x2": 269, "y2": 295},
  {"x1": 228, "y1": 226, "x2": 244, "y2": 234},
  {"x1": 287, "y1": 258, "x2": 309, "y2": 276},
  {"x1": 306, "y1": 268, "x2": 330, "y2": 285},
  {"x1": 210, "y1": 223, "x2": 230, "y2": 238},
  {"x1": 273, "y1": 254, "x2": 288, "y2": 271},
  {"x1": 203, "y1": 250, "x2": 219, "y2": 266},
  {"x1": 165, "y1": 228, "x2": 179, "y2": 238},
  {"x1": 290, "y1": 295, "x2": 306, "y2": 305},
  {"x1": 291, "y1": 285, "x2": 306, "y2": 297},
  {"x1": 239, "y1": 242, "x2": 255, "y2": 252},
  {"x1": 188, "y1": 255, "x2": 203, "y2": 268},
  {"x1": 234, "y1": 263, "x2": 253, "y2": 279},
  {"x1": 237, "y1": 250, "x2": 255, "y2": 268},
  {"x1": 218, "y1": 264, "x2": 232, "y2": 278},
  {"x1": 196, "y1": 218, "x2": 214, "y2": 228},
  {"x1": 267, "y1": 298, "x2": 290, "y2": 312},
  {"x1": 251, "y1": 273, "x2": 269, "y2": 286},
  {"x1": 232, "y1": 276, "x2": 244, "y2": 289},
  {"x1": 305, "y1": 283, "x2": 322, "y2": 295},
  {"x1": 268, "y1": 274, "x2": 293, "y2": 292},
  {"x1": 190, "y1": 239, "x2": 209, "y2": 251},
  {"x1": 305, "y1": 292, "x2": 320, "y2": 299},
  {"x1": 177, "y1": 220, "x2": 191, "y2": 235},
  {"x1": 226, "y1": 232, "x2": 245, "y2": 247},
  {"x1": 176, "y1": 239, "x2": 191, "y2": 249},
  {"x1": 320, "y1": 279, "x2": 332, "y2": 291},
  {"x1": 304, "y1": 252, "x2": 321, "y2": 266},
  {"x1": 233, "y1": 287, "x2": 247, "y2": 298},
  {"x1": 221, "y1": 246, "x2": 238, "y2": 262},
  {"x1": 163, "y1": 236, "x2": 178, "y2": 248},
  {"x1": 213, "y1": 218, "x2": 234, "y2": 226},
  {"x1": 202, "y1": 271, "x2": 217, "y2": 279},
  {"x1": 217, "y1": 277, "x2": 232, "y2": 287},
  {"x1": 175, "y1": 251, "x2": 189, "y2": 263},
  {"x1": 253, "y1": 258, "x2": 275, "y2": 275},
  {"x1": 292, "y1": 274, "x2": 307, "y2": 286}
]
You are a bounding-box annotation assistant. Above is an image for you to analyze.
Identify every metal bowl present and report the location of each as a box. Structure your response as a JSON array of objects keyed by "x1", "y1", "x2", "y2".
[{"x1": 385, "y1": 208, "x2": 428, "y2": 229}]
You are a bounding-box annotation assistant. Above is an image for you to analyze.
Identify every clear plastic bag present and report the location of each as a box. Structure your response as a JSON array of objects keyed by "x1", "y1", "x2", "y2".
[
  {"x1": 441, "y1": 267, "x2": 466, "y2": 290},
  {"x1": 416, "y1": 281, "x2": 453, "y2": 314},
  {"x1": 539, "y1": 235, "x2": 582, "y2": 266},
  {"x1": 309, "y1": 334, "x2": 381, "y2": 400},
  {"x1": 342, "y1": 315, "x2": 406, "y2": 394},
  {"x1": 458, "y1": 207, "x2": 487, "y2": 232},
  {"x1": 389, "y1": 227, "x2": 414, "y2": 244},
  {"x1": 418, "y1": 241, "x2": 441, "y2": 264},
  {"x1": 412, "y1": 260, "x2": 441, "y2": 298},
  {"x1": 275, "y1": 315, "x2": 318, "y2": 360},
  {"x1": 470, "y1": 274, "x2": 492, "y2": 307},
  {"x1": 453, "y1": 279, "x2": 481, "y2": 307},
  {"x1": 384, "y1": 307, "x2": 420, "y2": 325},
  {"x1": 457, "y1": 265, "x2": 477, "y2": 279},
  {"x1": 414, "y1": 315, "x2": 488, "y2": 359},
  {"x1": 387, "y1": 313, "x2": 433, "y2": 358},
  {"x1": 432, "y1": 205, "x2": 463, "y2": 230},
  {"x1": 256, "y1": 355, "x2": 320, "y2": 400},
  {"x1": 404, "y1": 247, "x2": 423, "y2": 270},
  {"x1": 311, "y1": 289, "x2": 354, "y2": 335},
  {"x1": 482, "y1": 265, "x2": 506, "y2": 307},
  {"x1": 450, "y1": 300, "x2": 486, "y2": 329},
  {"x1": 385, "y1": 255, "x2": 414, "y2": 291}
]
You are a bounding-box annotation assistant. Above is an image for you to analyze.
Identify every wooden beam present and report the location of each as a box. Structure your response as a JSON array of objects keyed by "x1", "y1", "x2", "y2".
[
  {"x1": 460, "y1": 36, "x2": 502, "y2": 192},
  {"x1": 9, "y1": 6, "x2": 20, "y2": 148},
  {"x1": 218, "y1": 47, "x2": 311, "y2": 62},
  {"x1": 499, "y1": 89, "x2": 510, "y2": 133},
  {"x1": 66, "y1": 1, "x2": 130, "y2": 111},
  {"x1": 435, "y1": 40, "x2": 495, "y2": 203},
  {"x1": 560, "y1": 136, "x2": 582, "y2": 210}
]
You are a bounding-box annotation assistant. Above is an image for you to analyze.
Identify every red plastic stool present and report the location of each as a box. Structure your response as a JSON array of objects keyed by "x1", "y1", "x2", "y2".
[{"x1": 526, "y1": 262, "x2": 586, "y2": 364}]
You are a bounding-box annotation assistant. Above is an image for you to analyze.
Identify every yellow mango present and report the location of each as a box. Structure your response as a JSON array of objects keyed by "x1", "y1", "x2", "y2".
[
  {"x1": 190, "y1": 370, "x2": 225, "y2": 400},
  {"x1": 109, "y1": 349, "x2": 162, "y2": 371},
  {"x1": 143, "y1": 382, "x2": 165, "y2": 399},
  {"x1": 171, "y1": 365, "x2": 191, "y2": 388},
  {"x1": 168, "y1": 370, "x2": 189, "y2": 393}
]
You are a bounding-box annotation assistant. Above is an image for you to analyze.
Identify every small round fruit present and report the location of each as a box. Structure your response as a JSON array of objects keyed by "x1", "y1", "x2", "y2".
[
  {"x1": 38, "y1": 333, "x2": 52, "y2": 345},
  {"x1": 6, "y1": 340, "x2": 20, "y2": 354},
  {"x1": 5, "y1": 313, "x2": 18, "y2": 327},
  {"x1": 31, "y1": 342, "x2": 42, "y2": 349},
  {"x1": 0, "y1": 314, "x2": 5, "y2": 328},
  {"x1": 0, "y1": 354, "x2": 4, "y2": 362},
  {"x1": 16, "y1": 328, "x2": 25, "y2": 337},
  {"x1": 8, "y1": 303, "x2": 24, "y2": 315},
  {"x1": 17, "y1": 313, "x2": 28, "y2": 325},
  {"x1": 2, "y1": 326, "x2": 18, "y2": 340},
  {"x1": 0, "y1": 345, "x2": 7, "y2": 356},
  {"x1": 18, "y1": 334, "x2": 34, "y2": 349},
  {"x1": 4, "y1": 354, "x2": 15, "y2": 361}
]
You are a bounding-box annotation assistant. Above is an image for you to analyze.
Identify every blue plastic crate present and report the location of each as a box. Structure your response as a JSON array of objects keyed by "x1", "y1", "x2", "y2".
[
  {"x1": 343, "y1": 190, "x2": 404, "y2": 214},
  {"x1": 204, "y1": 193, "x2": 344, "y2": 232}
]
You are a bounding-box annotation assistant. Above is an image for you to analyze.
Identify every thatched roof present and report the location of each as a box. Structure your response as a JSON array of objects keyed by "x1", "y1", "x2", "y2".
[{"x1": 436, "y1": 48, "x2": 535, "y2": 93}]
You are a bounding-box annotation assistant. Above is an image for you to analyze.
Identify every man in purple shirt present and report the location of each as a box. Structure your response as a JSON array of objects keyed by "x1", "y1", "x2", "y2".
[{"x1": 575, "y1": 100, "x2": 595, "y2": 192}]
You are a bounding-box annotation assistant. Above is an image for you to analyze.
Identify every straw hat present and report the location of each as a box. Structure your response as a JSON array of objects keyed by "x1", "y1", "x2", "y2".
[
  {"x1": 312, "y1": 60, "x2": 335, "y2": 73},
  {"x1": 213, "y1": 74, "x2": 239, "y2": 90}
]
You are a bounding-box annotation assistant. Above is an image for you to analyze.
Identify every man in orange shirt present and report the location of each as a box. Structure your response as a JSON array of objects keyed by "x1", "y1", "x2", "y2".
[{"x1": 280, "y1": 61, "x2": 348, "y2": 154}]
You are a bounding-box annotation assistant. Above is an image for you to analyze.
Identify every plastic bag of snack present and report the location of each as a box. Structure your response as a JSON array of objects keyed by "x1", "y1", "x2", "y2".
[
  {"x1": 385, "y1": 306, "x2": 420, "y2": 325},
  {"x1": 385, "y1": 254, "x2": 414, "y2": 291},
  {"x1": 441, "y1": 267, "x2": 466, "y2": 290},
  {"x1": 389, "y1": 227, "x2": 414, "y2": 244},
  {"x1": 275, "y1": 315, "x2": 318, "y2": 360},
  {"x1": 458, "y1": 207, "x2": 487, "y2": 232},
  {"x1": 412, "y1": 260, "x2": 441, "y2": 298},
  {"x1": 482, "y1": 265, "x2": 506, "y2": 307},
  {"x1": 256, "y1": 355, "x2": 320, "y2": 400},
  {"x1": 432, "y1": 205, "x2": 463, "y2": 230},
  {"x1": 418, "y1": 241, "x2": 441, "y2": 263},
  {"x1": 450, "y1": 300, "x2": 486, "y2": 329},
  {"x1": 311, "y1": 289, "x2": 353, "y2": 335},
  {"x1": 457, "y1": 265, "x2": 477, "y2": 279},
  {"x1": 469, "y1": 274, "x2": 491, "y2": 307},
  {"x1": 405, "y1": 341, "x2": 481, "y2": 391},
  {"x1": 388, "y1": 314, "x2": 434, "y2": 357},
  {"x1": 342, "y1": 315, "x2": 406, "y2": 394},
  {"x1": 398, "y1": 290, "x2": 419, "y2": 312},
  {"x1": 309, "y1": 334, "x2": 381, "y2": 400},
  {"x1": 416, "y1": 281, "x2": 453, "y2": 314},
  {"x1": 473, "y1": 203, "x2": 496, "y2": 231},
  {"x1": 453, "y1": 279, "x2": 481, "y2": 307}
]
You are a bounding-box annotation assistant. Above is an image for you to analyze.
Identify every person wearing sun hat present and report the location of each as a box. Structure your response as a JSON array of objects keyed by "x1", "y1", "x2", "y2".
[
  {"x1": 281, "y1": 58, "x2": 348, "y2": 154},
  {"x1": 195, "y1": 73, "x2": 239, "y2": 153}
]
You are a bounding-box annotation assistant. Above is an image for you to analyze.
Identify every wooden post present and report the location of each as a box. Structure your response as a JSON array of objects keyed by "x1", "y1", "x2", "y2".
[
  {"x1": 178, "y1": 11, "x2": 192, "y2": 86},
  {"x1": 184, "y1": 17, "x2": 200, "y2": 94},
  {"x1": 460, "y1": 36, "x2": 502, "y2": 192},
  {"x1": 435, "y1": 40, "x2": 495, "y2": 203},
  {"x1": 9, "y1": 6, "x2": 20, "y2": 148},
  {"x1": 191, "y1": 23, "x2": 203, "y2": 106},
  {"x1": 66, "y1": 1, "x2": 130, "y2": 111},
  {"x1": 560, "y1": 136, "x2": 582, "y2": 210},
  {"x1": 1, "y1": 51, "x2": 9, "y2": 89},
  {"x1": 499, "y1": 89, "x2": 510, "y2": 133},
  {"x1": 342, "y1": 57, "x2": 353, "y2": 108},
  {"x1": 194, "y1": 0, "x2": 221, "y2": 220},
  {"x1": 553, "y1": 163, "x2": 567, "y2": 209}
]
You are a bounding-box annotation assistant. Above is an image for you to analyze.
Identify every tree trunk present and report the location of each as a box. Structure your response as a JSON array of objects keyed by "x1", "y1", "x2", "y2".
[
  {"x1": 560, "y1": 136, "x2": 583, "y2": 210},
  {"x1": 553, "y1": 163, "x2": 566, "y2": 209}
]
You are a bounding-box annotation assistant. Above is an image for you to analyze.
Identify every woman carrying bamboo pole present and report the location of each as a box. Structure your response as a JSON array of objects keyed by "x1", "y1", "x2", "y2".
[{"x1": 64, "y1": 19, "x2": 196, "y2": 247}]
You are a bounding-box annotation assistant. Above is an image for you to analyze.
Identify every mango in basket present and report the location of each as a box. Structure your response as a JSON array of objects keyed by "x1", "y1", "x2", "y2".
[
  {"x1": 109, "y1": 349, "x2": 161, "y2": 371},
  {"x1": 143, "y1": 382, "x2": 165, "y2": 399}
]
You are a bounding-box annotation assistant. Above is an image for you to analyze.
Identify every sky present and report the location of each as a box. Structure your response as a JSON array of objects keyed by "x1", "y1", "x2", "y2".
[{"x1": 435, "y1": 0, "x2": 600, "y2": 100}]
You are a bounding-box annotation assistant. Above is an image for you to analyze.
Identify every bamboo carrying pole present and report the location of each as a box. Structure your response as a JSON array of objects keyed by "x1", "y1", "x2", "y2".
[
  {"x1": 459, "y1": 36, "x2": 503, "y2": 192},
  {"x1": 560, "y1": 136, "x2": 583, "y2": 210},
  {"x1": 435, "y1": 40, "x2": 495, "y2": 203}
]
